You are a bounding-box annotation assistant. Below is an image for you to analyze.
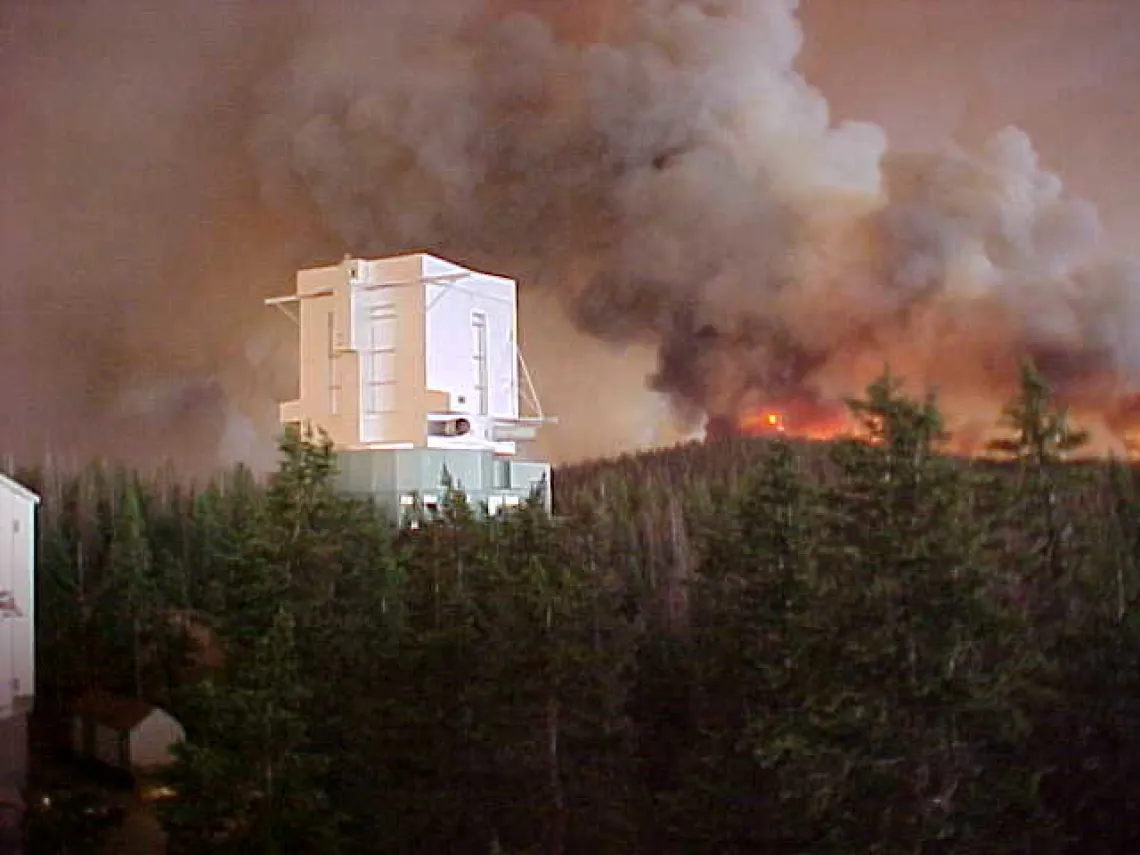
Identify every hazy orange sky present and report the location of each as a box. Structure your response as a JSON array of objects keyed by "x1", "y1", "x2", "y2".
[
  {"x1": 2, "y1": 0, "x2": 1139, "y2": 472},
  {"x1": 798, "y1": 0, "x2": 1140, "y2": 251}
]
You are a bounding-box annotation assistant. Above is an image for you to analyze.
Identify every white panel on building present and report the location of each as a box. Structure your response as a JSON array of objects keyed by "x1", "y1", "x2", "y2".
[
  {"x1": 360, "y1": 303, "x2": 398, "y2": 444},
  {"x1": 0, "y1": 474, "x2": 37, "y2": 728},
  {"x1": 269, "y1": 252, "x2": 546, "y2": 461},
  {"x1": 422, "y1": 264, "x2": 520, "y2": 451},
  {"x1": 131, "y1": 710, "x2": 186, "y2": 769},
  {"x1": 0, "y1": 488, "x2": 11, "y2": 720},
  {"x1": 5, "y1": 489, "x2": 35, "y2": 708},
  {"x1": 471, "y1": 310, "x2": 489, "y2": 416}
]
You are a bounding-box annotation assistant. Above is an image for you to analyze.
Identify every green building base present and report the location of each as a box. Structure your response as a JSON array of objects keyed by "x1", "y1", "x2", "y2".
[{"x1": 334, "y1": 447, "x2": 551, "y2": 524}]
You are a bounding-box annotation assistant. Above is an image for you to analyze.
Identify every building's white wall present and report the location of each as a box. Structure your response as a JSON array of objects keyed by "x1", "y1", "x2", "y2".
[
  {"x1": 353, "y1": 254, "x2": 426, "y2": 446},
  {"x1": 8, "y1": 498, "x2": 33, "y2": 706},
  {"x1": 424, "y1": 271, "x2": 518, "y2": 418},
  {"x1": 292, "y1": 263, "x2": 362, "y2": 449},
  {"x1": 281, "y1": 253, "x2": 528, "y2": 454},
  {"x1": 424, "y1": 259, "x2": 519, "y2": 453},
  {"x1": 0, "y1": 476, "x2": 36, "y2": 722},
  {"x1": 130, "y1": 710, "x2": 185, "y2": 770},
  {"x1": 0, "y1": 494, "x2": 11, "y2": 721}
]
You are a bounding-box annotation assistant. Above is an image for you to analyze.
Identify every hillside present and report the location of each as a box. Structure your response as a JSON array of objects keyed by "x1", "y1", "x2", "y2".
[{"x1": 16, "y1": 367, "x2": 1140, "y2": 853}]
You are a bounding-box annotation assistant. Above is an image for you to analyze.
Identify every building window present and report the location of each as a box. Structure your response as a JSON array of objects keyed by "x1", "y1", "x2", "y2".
[
  {"x1": 471, "y1": 310, "x2": 489, "y2": 415},
  {"x1": 364, "y1": 305, "x2": 398, "y2": 415}
]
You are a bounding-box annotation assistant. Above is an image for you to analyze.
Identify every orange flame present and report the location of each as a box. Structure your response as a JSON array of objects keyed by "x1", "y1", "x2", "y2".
[
  {"x1": 715, "y1": 392, "x2": 1140, "y2": 458},
  {"x1": 731, "y1": 399, "x2": 854, "y2": 442},
  {"x1": 739, "y1": 410, "x2": 787, "y2": 434}
]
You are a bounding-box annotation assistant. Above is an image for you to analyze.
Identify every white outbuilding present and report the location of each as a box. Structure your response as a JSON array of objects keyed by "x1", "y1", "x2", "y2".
[
  {"x1": 0, "y1": 472, "x2": 38, "y2": 791},
  {"x1": 71, "y1": 690, "x2": 185, "y2": 775}
]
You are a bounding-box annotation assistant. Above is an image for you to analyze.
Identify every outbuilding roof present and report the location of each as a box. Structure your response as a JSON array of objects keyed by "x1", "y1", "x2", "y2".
[
  {"x1": 0, "y1": 472, "x2": 39, "y2": 505},
  {"x1": 73, "y1": 690, "x2": 158, "y2": 731}
]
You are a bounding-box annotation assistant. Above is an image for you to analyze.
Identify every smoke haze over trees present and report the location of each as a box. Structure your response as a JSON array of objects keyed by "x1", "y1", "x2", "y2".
[{"x1": 5, "y1": 0, "x2": 1140, "y2": 472}]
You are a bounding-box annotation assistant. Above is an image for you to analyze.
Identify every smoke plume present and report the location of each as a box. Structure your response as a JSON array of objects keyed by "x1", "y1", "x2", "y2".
[
  {"x1": 5, "y1": 0, "x2": 1140, "y2": 472},
  {"x1": 248, "y1": 0, "x2": 1140, "y2": 450}
]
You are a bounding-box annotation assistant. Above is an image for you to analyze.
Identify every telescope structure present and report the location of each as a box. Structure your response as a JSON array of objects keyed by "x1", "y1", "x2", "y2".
[{"x1": 267, "y1": 252, "x2": 553, "y2": 522}]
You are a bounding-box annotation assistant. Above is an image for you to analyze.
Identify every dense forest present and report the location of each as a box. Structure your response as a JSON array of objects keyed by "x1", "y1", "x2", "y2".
[{"x1": 14, "y1": 364, "x2": 1140, "y2": 853}]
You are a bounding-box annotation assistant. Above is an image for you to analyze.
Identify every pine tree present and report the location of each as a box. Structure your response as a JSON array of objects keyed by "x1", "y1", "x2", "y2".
[
  {"x1": 672, "y1": 439, "x2": 819, "y2": 852},
  {"x1": 34, "y1": 466, "x2": 88, "y2": 709},
  {"x1": 988, "y1": 360, "x2": 1090, "y2": 606},
  {"x1": 467, "y1": 502, "x2": 640, "y2": 854},
  {"x1": 741, "y1": 373, "x2": 1053, "y2": 852},
  {"x1": 987, "y1": 367, "x2": 1140, "y2": 850},
  {"x1": 107, "y1": 478, "x2": 159, "y2": 698},
  {"x1": 336, "y1": 476, "x2": 489, "y2": 853},
  {"x1": 989, "y1": 360, "x2": 1089, "y2": 466},
  {"x1": 159, "y1": 430, "x2": 337, "y2": 854}
]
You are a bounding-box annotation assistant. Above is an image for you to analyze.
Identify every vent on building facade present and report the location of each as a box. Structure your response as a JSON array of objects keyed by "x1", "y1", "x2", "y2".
[{"x1": 428, "y1": 418, "x2": 471, "y2": 437}]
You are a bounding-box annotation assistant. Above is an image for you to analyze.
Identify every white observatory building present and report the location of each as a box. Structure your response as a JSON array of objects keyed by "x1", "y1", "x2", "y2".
[{"x1": 267, "y1": 252, "x2": 552, "y2": 520}]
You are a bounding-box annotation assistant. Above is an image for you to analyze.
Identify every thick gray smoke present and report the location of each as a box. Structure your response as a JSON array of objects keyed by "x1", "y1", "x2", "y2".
[
  {"x1": 4, "y1": 0, "x2": 1140, "y2": 472},
  {"x1": 248, "y1": 0, "x2": 1140, "y2": 447}
]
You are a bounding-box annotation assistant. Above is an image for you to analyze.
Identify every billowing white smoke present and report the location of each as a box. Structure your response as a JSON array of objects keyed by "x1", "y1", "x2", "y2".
[
  {"x1": 5, "y1": 0, "x2": 1140, "y2": 471},
  {"x1": 249, "y1": 0, "x2": 1140, "y2": 447}
]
